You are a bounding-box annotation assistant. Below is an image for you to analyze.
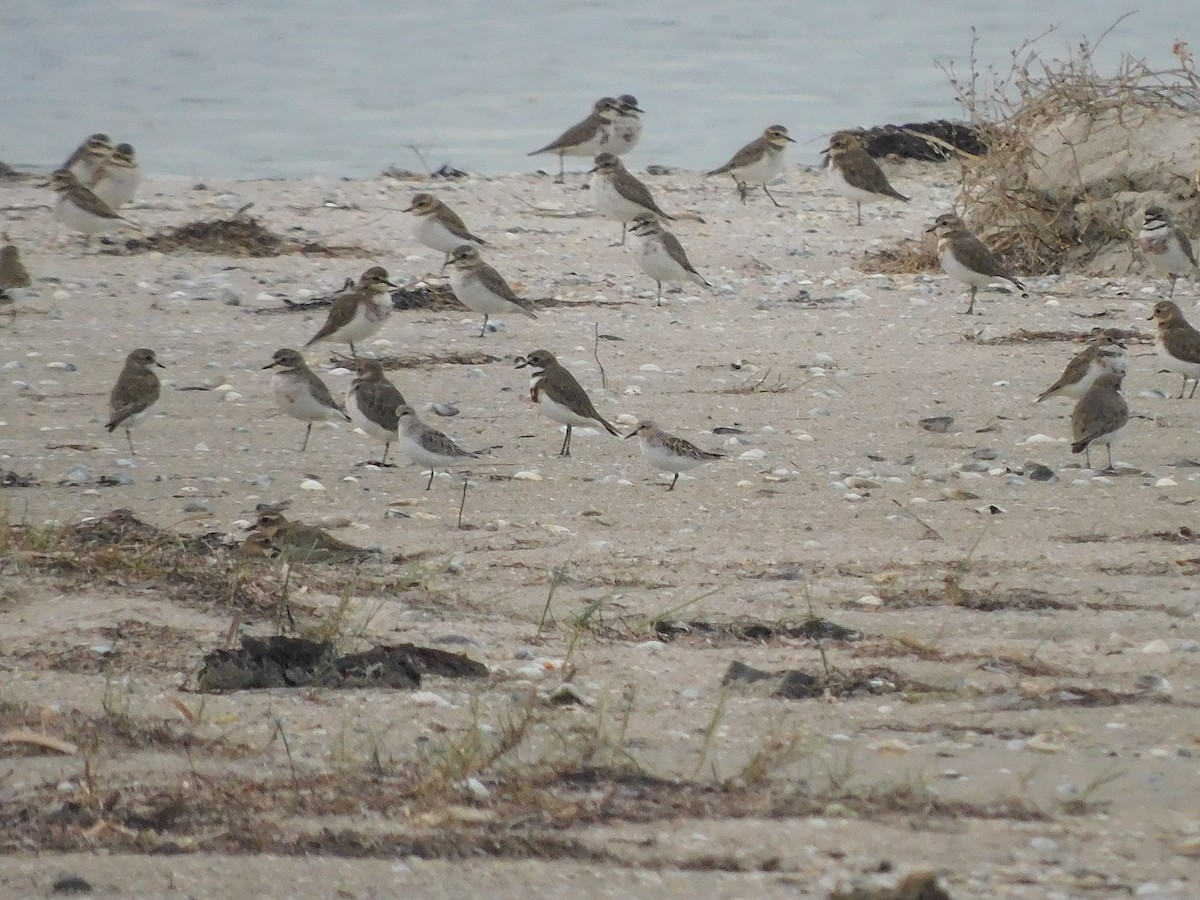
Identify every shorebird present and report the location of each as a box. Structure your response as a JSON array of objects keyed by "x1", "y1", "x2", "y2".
[
  {"x1": 1071, "y1": 371, "x2": 1129, "y2": 471},
  {"x1": 515, "y1": 349, "x2": 619, "y2": 457},
  {"x1": 251, "y1": 511, "x2": 375, "y2": 564},
  {"x1": 1036, "y1": 333, "x2": 1127, "y2": 403},
  {"x1": 403, "y1": 192, "x2": 488, "y2": 272},
  {"x1": 263, "y1": 348, "x2": 351, "y2": 452},
  {"x1": 626, "y1": 420, "x2": 722, "y2": 491},
  {"x1": 1140, "y1": 206, "x2": 1198, "y2": 298},
  {"x1": 446, "y1": 244, "x2": 537, "y2": 336},
  {"x1": 927, "y1": 212, "x2": 1025, "y2": 314},
  {"x1": 87, "y1": 142, "x2": 141, "y2": 208},
  {"x1": 590, "y1": 151, "x2": 674, "y2": 244},
  {"x1": 825, "y1": 131, "x2": 909, "y2": 225},
  {"x1": 626, "y1": 214, "x2": 710, "y2": 305},
  {"x1": 1148, "y1": 300, "x2": 1200, "y2": 399},
  {"x1": 608, "y1": 94, "x2": 644, "y2": 156},
  {"x1": 60, "y1": 133, "x2": 113, "y2": 184},
  {"x1": 48, "y1": 169, "x2": 129, "y2": 238},
  {"x1": 0, "y1": 244, "x2": 32, "y2": 293},
  {"x1": 528, "y1": 97, "x2": 620, "y2": 183},
  {"x1": 706, "y1": 124, "x2": 796, "y2": 206},
  {"x1": 345, "y1": 358, "x2": 406, "y2": 466},
  {"x1": 395, "y1": 404, "x2": 480, "y2": 490},
  {"x1": 106, "y1": 348, "x2": 164, "y2": 455},
  {"x1": 304, "y1": 265, "x2": 394, "y2": 358}
]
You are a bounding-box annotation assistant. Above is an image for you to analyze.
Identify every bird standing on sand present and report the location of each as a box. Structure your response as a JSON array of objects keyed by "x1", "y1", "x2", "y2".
[
  {"x1": 1139, "y1": 206, "x2": 1198, "y2": 298},
  {"x1": 927, "y1": 212, "x2": 1025, "y2": 315},
  {"x1": 626, "y1": 214, "x2": 710, "y2": 305},
  {"x1": 515, "y1": 349, "x2": 619, "y2": 457},
  {"x1": 825, "y1": 131, "x2": 910, "y2": 225},
  {"x1": 529, "y1": 97, "x2": 620, "y2": 183},
  {"x1": 1148, "y1": 300, "x2": 1200, "y2": 399},
  {"x1": 626, "y1": 420, "x2": 722, "y2": 491},
  {"x1": 263, "y1": 348, "x2": 351, "y2": 452},
  {"x1": 706, "y1": 124, "x2": 796, "y2": 207},
  {"x1": 446, "y1": 244, "x2": 538, "y2": 336},
  {"x1": 403, "y1": 193, "x2": 488, "y2": 272},
  {"x1": 345, "y1": 358, "x2": 406, "y2": 466},
  {"x1": 304, "y1": 266, "x2": 394, "y2": 358},
  {"x1": 106, "y1": 348, "x2": 164, "y2": 455},
  {"x1": 590, "y1": 151, "x2": 675, "y2": 245},
  {"x1": 1071, "y1": 371, "x2": 1129, "y2": 471},
  {"x1": 395, "y1": 404, "x2": 480, "y2": 490}
]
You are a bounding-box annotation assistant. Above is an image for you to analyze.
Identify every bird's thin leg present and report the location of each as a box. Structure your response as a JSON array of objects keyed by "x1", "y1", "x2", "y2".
[
  {"x1": 668, "y1": 473, "x2": 679, "y2": 491},
  {"x1": 620, "y1": 222, "x2": 627, "y2": 245},
  {"x1": 125, "y1": 429, "x2": 135, "y2": 456},
  {"x1": 1168, "y1": 275, "x2": 1177, "y2": 298},
  {"x1": 965, "y1": 287, "x2": 977, "y2": 316},
  {"x1": 554, "y1": 155, "x2": 565, "y2": 185},
  {"x1": 1179, "y1": 376, "x2": 1188, "y2": 400},
  {"x1": 301, "y1": 422, "x2": 312, "y2": 452},
  {"x1": 1084, "y1": 446, "x2": 1092, "y2": 469},
  {"x1": 656, "y1": 281, "x2": 662, "y2": 307},
  {"x1": 349, "y1": 341, "x2": 357, "y2": 359},
  {"x1": 425, "y1": 468, "x2": 435, "y2": 490},
  {"x1": 1190, "y1": 378, "x2": 1198, "y2": 400},
  {"x1": 478, "y1": 314, "x2": 489, "y2": 338},
  {"x1": 559, "y1": 425, "x2": 572, "y2": 457},
  {"x1": 855, "y1": 202, "x2": 862, "y2": 227},
  {"x1": 763, "y1": 182, "x2": 785, "y2": 208},
  {"x1": 1106, "y1": 444, "x2": 1115, "y2": 472},
  {"x1": 381, "y1": 442, "x2": 391, "y2": 467},
  {"x1": 735, "y1": 178, "x2": 748, "y2": 204}
]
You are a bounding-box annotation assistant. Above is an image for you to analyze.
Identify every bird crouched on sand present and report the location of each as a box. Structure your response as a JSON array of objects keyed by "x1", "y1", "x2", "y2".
[{"x1": 250, "y1": 510, "x2": 376, "y2": 564}]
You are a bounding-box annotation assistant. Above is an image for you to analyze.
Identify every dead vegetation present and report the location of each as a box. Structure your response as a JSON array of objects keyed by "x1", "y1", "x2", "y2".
[{"x1": 111, "y1": 209, "x2": 366, "y2": 258}]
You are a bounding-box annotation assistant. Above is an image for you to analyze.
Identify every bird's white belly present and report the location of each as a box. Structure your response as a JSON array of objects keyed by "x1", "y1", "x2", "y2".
[
  {"x1": 537, "y1": 393, "x2": 598, "y2": 428},
  {"x1": 274, "y1": 374, "x2": 340, "y2": 422},
  {"x1": 415, "y1": 216, "x2": 468, "y2": 254},
  {"x1": 347, "y1": 391, "x2": 397, "y2": 443},
  {"x1": 640, "y1": 439, "x2": 704, "y2": 473},
  {"x1": 1158, "y1": 338, "x2": 1200, "y2": 377},
  {"x1": 631, "y1": 236, "x2": 687, "y2": 283},
  {"x1": 93, "y1": 169, "x2": 140, "y2": 208},
  {"x1": 733, "y1": 150, "x2": 786, "y2": 185},
  {"x1": 592, "y1": 174, "x2": 645, "y2": 221},
  {"x1": 55, "y1": 197, "x2": 116, "y2": 235},
  {"x1": 451, "y1": 271, "x2": 511, "y2": 314},
  {"x1": 825, "y1": 163, "x2": 884, "y2": 204},
  {"x1": 939, "y1": 247, "x2": 998, "y2": 289}
]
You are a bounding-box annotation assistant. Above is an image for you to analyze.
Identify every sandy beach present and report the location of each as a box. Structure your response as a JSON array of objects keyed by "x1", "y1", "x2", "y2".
[{"x1": 1, "y1": 160, "x2": 1199, "y2": 899}]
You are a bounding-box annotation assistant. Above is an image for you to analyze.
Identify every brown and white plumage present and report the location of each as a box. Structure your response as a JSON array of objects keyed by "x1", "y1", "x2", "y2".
[
  {"x1": 1035, "y1": 333, "x2": 1127, "y2": 403},
  {"x1": 1148, "y1": 300, "x2": 1200, "y2": 399},
  {"x1": 263, "y1": 348, "x2": 351, "y2": 452},
  {"x1": 706, "y1": 124, "x2": 796, "y2": 207},
  {"x1": 345, "y1": 358, "x2": 406, "y2": 466},
  {"x1": 927, "y1": 212, "x2": 1025, "y2": 315},
  {"x1": 106, "y1": 348, "x2": 164, "y2": 455},
  {"x1": 87, "y1": 142, "x2": 141, "y2": 208},
  {"x1": 304, "y1": 266, "x2": 394, "y2": 357},
  {"x1": 61, "y1": 133, "x2": 113, "y2": 184},
  {"x1": 403, "y1": 192, "x2": 488, "y2": 271},
  {"x1": 607, "y1": 94, "x2": 644, "y2": 156},
  {"x1": 48, "y1": 169, "x2": 128, "y2": 237},
  {"x1": 1140, "y1": 206, "x2": 1198, "y2": 298},
  {"x1": 1071, "y1": 371, "x2": 1129, "y2": 471},
  {"x1": 0, "y1": 244, "x2": 32, "y2": 292},
  {"x1": 529, "y1": 97, "x2": 620, "y2": 182},
  {"x1": 626, "y1": 214, "x2": 709, "y2": 305},
  {"x1": 446, "y1": 244, "x2": 537, "y2": 336},
  {"x1": 395, "y1": 404, "x2": 479, "y2": 490},
  {"x1": 515, "y1": 349, "x2": 619, "y2": 457},
  {"x1": 590, "y1": 151, "x2": 674, "y2": 244},
  {"x1": 626, "y1": 419, "x2": 722, "y2": 491},
  {"x1": 251, "y1": 511, "x2": 374, "y2": 564},
  {"x1": 825, "y1": 131, "x2": 910, "y2": 225}
]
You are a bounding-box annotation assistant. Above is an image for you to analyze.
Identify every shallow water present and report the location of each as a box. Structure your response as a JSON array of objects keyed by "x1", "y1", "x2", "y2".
[{"x1": 0, "y1": 1, "x2": 1184, "y2": 178}]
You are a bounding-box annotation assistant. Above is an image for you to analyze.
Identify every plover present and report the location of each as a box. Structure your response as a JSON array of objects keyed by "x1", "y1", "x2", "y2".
[
  {"x1": 515, "y1": 349, "x2": 619, "y2": 456},
  {"x1": 825, "y1": 131, "x2": 910, "y2": 225},
  {"x1": 1140, "y1": 206, "x2": 1198, "y2": 298},
  {"x1": 706, "y1": 124, "x2": 796, "y2": 207},
  {"x1": 627, "y1": 213, "x2": 710, "y2": 305},
  {"x1": 1035, "y1": 332, "x2": 1127, "y2": 403},
  {"x1": 345, "y1": 357, "x2": 406, "y2": 466},
  {"x1": 590, "y1": 151, "x2": 674, "y2": 244},
  {"x1": 395, "y1": 404, "x2": 479, "y2": 490},
  {"x1": 927, "y1": 212, "x2": 1025, "y2": 314},
  {"x1": 87, "y1": 142, "x2": 141, "y2": 208},
  {"x1": 626, "y1": 420, "x2": 722, "y2": 491},
  {"x1": 0, "y1": 244, "x2": 32, "y2": 292},
  {"x1": 608, "y1": 94, "x2": 644, "y2": 156},
  {"x1": 251, "y1": 510, "x2": 374, "y2": 563},
  {"x1": 403, "y1": 192, "x2": 488, "y2": 272},
  {"x1": 263, "y1": 348, "x2": 351, "y2": 452},
  {"x1": 1071, "y1": 371, "x2": 1129, "y2": 471},
  {"x1": 304, "y1": 265, "x2": 394, "y2": 357},
  {"x1": 529, "y1": 96, "x2": 620, "y2": 183},
  {"x1": 105, "y1": 348, "x2": 163, "y2": 455},
  {"x1": 48, "y1": 169, "x2": 128, "y2": 238},
  {"x1": 61, "y1": 133, "x2": 113, "y2": 184},
  {"x1": 446, "y1": 244, "x2": 537, "y2": 336},
  {"x1": 1148, "y1": 300, "x2": 1200, "y2": 398}
]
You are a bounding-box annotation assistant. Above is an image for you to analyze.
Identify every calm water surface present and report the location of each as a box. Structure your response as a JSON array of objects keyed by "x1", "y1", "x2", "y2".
[{"x1": 0, "y1": 1, "x2": 1185, "y2": 178}]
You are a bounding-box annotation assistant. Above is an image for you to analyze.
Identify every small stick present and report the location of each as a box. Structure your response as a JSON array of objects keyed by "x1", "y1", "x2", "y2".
[
  {"x1": 891, "y1": 498, "x2": 943, "y2": 541},
  {"x1": 593, "y1": 322, "x2": 608, "y2": 389},
  {"x1": 408, "y1": 143, "x2": 434, "y2": 178},
  {"x1": 457, "y1": 477, "x2": 469, "y2": 529}
]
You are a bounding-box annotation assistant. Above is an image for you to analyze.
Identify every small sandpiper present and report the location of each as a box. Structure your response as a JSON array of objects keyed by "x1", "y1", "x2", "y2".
[
  {"x1": 528, "y1": 97, "x2": 620, "y2": 183},
  {"x1": 825, "y1": 131, "x2": 910, "y2": 225},
  {"x1": 345, "y1": 358, "x2": 406, "y2": 466},
  {"x1": 626, "y1": 213, "x2": 710, "y2": 305},
  {"x1": 446, "y1": 244, "x2": 538, "y2": 336},
  {"x1": 1139, "y1": 206, "x2": 1198, "y2": 298},
  {"x1": 1071, "y1": 371, "x2": 1128, "y2": 471},
  {"x1": 395, "y1": 404, "x2": 480, "y2": 490},
  {"x1": 251, "y1": 511, "x2": 374, "y2": 564},
  {"x1": 626, "y1": 420, "x2": 722, "y2": 491},
  {"x1": 0, "y1": 244, "x2": 32, "y2": 295},
  {"x1": 1035, "y1": 332, "x2": 1127, "y2": 403},
  {"x1": 263, "y1": 348, "x2": 351, "y2": 452},
  {"x1": 403, "y1": 192, "x2": 488, "y2": 272},
  {"x1": 515, "y1": 349, "x2": 619, "y2": 457},
  {"x1": 48, "y1": 169, "x2": 129, "y2": 238},
  {"x1": 608, "y1": 94, "x2": 644, "y2": 157},
  {"x1": 927, "y1": 212, "x2": 1025, "y2": 315},
  {"x1": 590, "y1": 151, "x2": 674, "y2": 245},
  {"x1": 706, "y1": 124, "x2": 796, "y2": 207},
  {"x1": 106, "y1": 348, "x2": 164, "y2": 455},
  {"x1": 87, "y1": 142, "x2": 141, "y2": 208},
  {"x1": 304, "y1": 265, "x2": 394, "y2": 358},
  {"x1": 1148, "y1": 300, "x2": 1200, "y2": 399}
]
